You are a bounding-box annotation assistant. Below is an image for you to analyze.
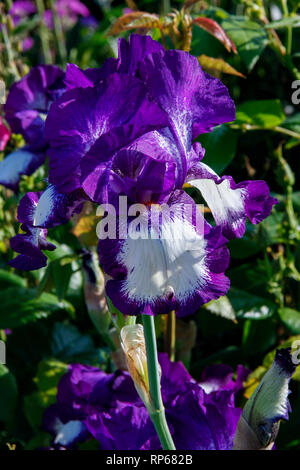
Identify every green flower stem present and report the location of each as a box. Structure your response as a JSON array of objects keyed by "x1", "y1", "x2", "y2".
[
  {"x1": 281, "y1": 0, "x2": 292, "y2": 55},
  {"x1": 0, "y1": 17, "x2": 20, "y2": 81},
  {"x1": 49, "y1": 0, "x2": 67, "y2": 65},
  {"x1": 164, "y1": 310, "x2": 176, "y2": 361},
  {"x1": 142, "y1": 315, "x2": 175, "y2": 450},
  {"x1": 230, "y1": 124, "x2": 300, "y2": 140},
  {"x1": 36, "y1": 0, "x2": 52, "y2": 64}
]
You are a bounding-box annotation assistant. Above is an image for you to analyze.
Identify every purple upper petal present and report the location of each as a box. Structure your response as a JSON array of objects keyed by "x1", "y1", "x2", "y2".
[
  {"x1": 64, "y1": 61, "x2": 118, "y2": 90},
  {"x1": 138, "y1": 49, "x2": 235, "y2": 186},
  {"x1": 117, "y1": 34, "x2": 164, "y2": 75},
  {"x1": 64, "y1": 34, "x2": 163, "y2": 91},
  {"x1": 46, "y1": 72, "x2": 168, "y2": 195},
  {"x1": 4, "y1": 65, "x2": 65, "y2": 149},
  {"x1": 9, "y1": 1, "x2": 36, "y2": 24}
]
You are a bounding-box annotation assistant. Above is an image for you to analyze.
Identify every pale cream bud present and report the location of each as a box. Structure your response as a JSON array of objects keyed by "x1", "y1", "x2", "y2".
[{"x1": 121, "y1": 324, "x2": 160, "y2": 409}]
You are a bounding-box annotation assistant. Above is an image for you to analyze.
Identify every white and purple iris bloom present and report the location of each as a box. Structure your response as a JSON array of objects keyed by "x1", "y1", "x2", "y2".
[
  {"x1": 8, "y1": 34, "x2": 278, "y2": 317},
  {"x1": 43, "y1": 353, "x2": 249, "y2": 450},
  {"x1": 0, "y1": 64, "x2": 65, "y2": 191}
]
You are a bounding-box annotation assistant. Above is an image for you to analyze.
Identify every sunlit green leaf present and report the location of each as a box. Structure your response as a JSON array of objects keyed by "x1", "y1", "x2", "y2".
[
  {"x1": 236, "y1": 100, "x2": 285, "y2": 128},
  {"x1": 221, "y1": 16, "x2": 268, "y2": 71}
]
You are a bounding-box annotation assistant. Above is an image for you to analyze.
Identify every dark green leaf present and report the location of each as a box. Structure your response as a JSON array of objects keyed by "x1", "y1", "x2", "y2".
[
  {"x1": 24, "y1": 391, "x2": 53, "y2": 431},
  {"x1": 260, "y1": 211, "x2": 286, "y2": 244},
  {"x1": 236, "y1": 100, "x2": 285, "y2": 128},
  {"x1": 281, "y1": 113, "x2": 300, "y2": 133},
  {"x1": 228, "y1": 223, "x2": 262, "y2": 259},
  {"x1": 198, "y1": 125, "x2": 238, "y2": 173},
  {"x1": 278, "y1": 308, "x2": 300, "y2": 334},
  {"x1": 0, "y1": 365, "x2": 18, "y2": 423},
  {"x1": 50, "y1": 322, "x2": 103, "y2": 363},
  {"x1": 52, "y1": 261, "x2": 73, "y2": 301},
  {"x1": 228, "y1": 287, "x2": 276, "y2": 320},
  {"x1": 221, "y1": 16, "x2": 268, "y2": 71},
  {"x1": 0, "y1": 288, "x2": 75, "y2": 329},
  {"x1": 34, "y1": 359, "x2": 68, "y2": 394},
  {"x1": 0, "y1": 269, "x2": 26, "y2": 289},
  {"x1": 242, "y1": 318, "x2": 277, "y2": 355}
]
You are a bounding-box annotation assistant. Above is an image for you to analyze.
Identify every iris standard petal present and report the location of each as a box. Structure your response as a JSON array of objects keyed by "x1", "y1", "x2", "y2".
[
  {"x1": 46, "y1": 73, "x2": 168, "y2": 194},
  {"x1": 138, "y1": 50, "x2": 235, "y2": 186}
]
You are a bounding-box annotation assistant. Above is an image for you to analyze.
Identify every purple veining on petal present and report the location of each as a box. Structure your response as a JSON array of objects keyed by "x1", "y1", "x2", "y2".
[
  {"x1": 46, "y1": 72, "x2": 168, "y2": 195},
  {"x1": 138, "y1": 49, "x2": 235, "y2": 186}
]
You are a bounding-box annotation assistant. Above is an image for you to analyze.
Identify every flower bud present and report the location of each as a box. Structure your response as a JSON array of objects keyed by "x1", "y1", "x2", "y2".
[
  {"x1": 121, "y1": 324, "x2": 161, "y2": 409},
  {"x1": 233, "y1": 348, "x2": 296, "y2": 450}
]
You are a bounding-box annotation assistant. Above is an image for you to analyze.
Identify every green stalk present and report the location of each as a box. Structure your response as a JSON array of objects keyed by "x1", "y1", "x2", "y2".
[
  {"x1": 142, "y1": 314, "x2": 176, "y2": 450},
  {"x1": 230, "y1": 124, "x2": 300, "y2": 140},
  {"x1": 0, "y1": 18, "x2": 20, "y2": 81},
  {"x1": 164, "y1": 310, "x2": 176, "y2": 361},
  {"x1": 49, "y1": 0, "x2": 67, "y2": 65},
  {"x1": 36, "y1": 0, "x2": 52, "y2": 64},
  {"x1": 281, "y1": 0, "x2": 292, "y2": 55}
]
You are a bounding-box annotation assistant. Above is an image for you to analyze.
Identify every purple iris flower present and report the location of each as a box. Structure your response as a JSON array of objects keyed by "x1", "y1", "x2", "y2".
[
  {"x1": 9, "y1": 35, "x2": 277, "y2": 314},
  {"x1": 0, "y1": 65, "x2": 65, "y2": 191},
  {"x1": 44, "y1": 34, "x2": 276, "y2": 238},
  {"x1": 9, "y1": 1, "x2": 36, "y2": 19},
  {"x1": 43, "y1": 353, "x2": 249, "y2": 450}
]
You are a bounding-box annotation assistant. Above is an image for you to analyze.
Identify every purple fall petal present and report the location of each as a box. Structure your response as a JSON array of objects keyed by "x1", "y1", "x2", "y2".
[
  {"x1": 187, "y1": 162, "x2": 278, "y2": 239},
  {"x1": 0, "y1": 146, "x2": 45, "y2": 191}
]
